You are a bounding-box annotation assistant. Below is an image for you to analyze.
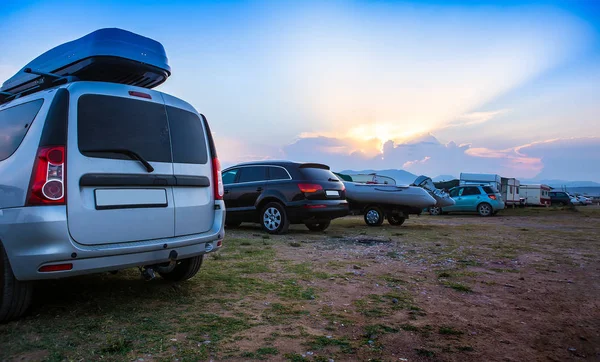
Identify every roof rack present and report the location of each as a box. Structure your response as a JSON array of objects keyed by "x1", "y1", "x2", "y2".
[
  {"x1": 1, "y1": 28, "x2": 171, "y2": 105},
  {"x1": 0, "y1": 68, "x2": 79, "y2": 104}
]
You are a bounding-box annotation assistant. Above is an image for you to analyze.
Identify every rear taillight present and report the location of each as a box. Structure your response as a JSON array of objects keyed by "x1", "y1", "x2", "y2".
[
  {"x1": 488, "y1": 194, "x2": 497, "y2": 200},
  {"x1": 27, "y1": 146, "x2": 66, "y2": 205},
  {"x1": 212, "y1": 157, "x2": 224, "y2": 200},
  {"x1": 39, "y1": 263, "x2": 73, "y2": 272},
  {"x1": 298, "y1": 183, "x2": 323, "y2": 193}
]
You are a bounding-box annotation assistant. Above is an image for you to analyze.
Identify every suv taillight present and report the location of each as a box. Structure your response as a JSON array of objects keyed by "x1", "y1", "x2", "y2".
[
  {"x1": 212, "y1": 157, "x2": 224, "y2": 200},
  {"x1": 27, "y1": 146, "x2": 66, "y2": 205},
  {"x1": 298, "y1": 183, "x2": 323, "y2": 193},
  {"x1": 488, "y1": 194, "x2": 497, "y2": 200}
]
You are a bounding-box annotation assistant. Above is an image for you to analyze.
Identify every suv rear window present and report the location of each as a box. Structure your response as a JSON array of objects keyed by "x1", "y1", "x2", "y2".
[
  {"x1": 268, "y1": 167, "x2": 290, "y2": 180},
  {"x1": 166, "y1": 106, "x2": 208, "y2": 164},
  {"x1": 0, "y1": 99, "x2": 44, "y2": 161},
  {"x1": 482, "y1": 186, "x2": 496, "y2": 194},
  {"x1": 78, "y1": 95, "x2": 171, "y2": 162},
  {"x1": 299, "y1": 166, "x2": 338, "y2": 181}
]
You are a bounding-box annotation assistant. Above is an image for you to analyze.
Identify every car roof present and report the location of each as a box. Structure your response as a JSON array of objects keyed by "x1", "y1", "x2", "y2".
[{"x1": 224, "y1": 160, "x2": 330, "y2": 169}]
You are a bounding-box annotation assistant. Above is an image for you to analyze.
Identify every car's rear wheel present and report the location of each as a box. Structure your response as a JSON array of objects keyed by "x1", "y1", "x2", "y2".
[
  {"x1": 261, "y1": 202, "x2": 290, "y2": 234},
  {"x1": 305, "y1": 221, "x2": 331, "y2": 232},
  {"x1": 0, "y1": 243, "x2": 33, "y2": 323},
  {"x1": 364, "y1": 206, "x2": 384, "y2": 226},
  {"x1": 159, "y1": 255, "x2": 203, "y2": 282},
  {"x1": 477, "y1": 203, "x2": 493, "y2": 217},
  {"x1": 387, "y1": 214, "x2": 406, "y2": 226},
  {"x1": 429, "y1": 207, "x2": 441, "y2": 216}
]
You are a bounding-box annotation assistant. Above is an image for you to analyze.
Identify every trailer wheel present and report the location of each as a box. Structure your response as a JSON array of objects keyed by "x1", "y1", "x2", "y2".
[
  {"x1": 305, "y1": 221, "x2": 331, "y2": 232},
  {"x1": 364, "y1": 206, "x2": 384, "y2": 226},
  {"x1": 429, "y1": 207, "x2": 441, "y2": 216},
  {"x1": 388, "y1": 214, "x2": 406, "y2": 226}
]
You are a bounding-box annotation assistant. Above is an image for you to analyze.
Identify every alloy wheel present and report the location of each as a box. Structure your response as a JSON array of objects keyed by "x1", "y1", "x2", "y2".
[{"x1": 263, "y1": 207, "x2": 282, "y2": 231}]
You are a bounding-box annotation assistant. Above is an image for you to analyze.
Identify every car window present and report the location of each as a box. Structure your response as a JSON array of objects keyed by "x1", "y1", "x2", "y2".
[
  {"x1": 166, "y1": 106, "x2": 208, "y2": 164},
  {"x1": 222, "y1": 169, "x2": 239, "y2": 185},
  {"x1": 462, "y1": 187, "x2": 481, "y2": 196},
  {"x1": 268, "y1": 166, "x2": 290, "y2": 180},
  {"x1": 78, "y1": 95, "x2": 171, "y2": 162},
  {"x1": 449, "y1": 188, "x2": 460, "y2": 197},
  {"x1": 0, "y1": 99, "x2": 44, "y2": 161},
  {"x1": 238, "y1": 166, "x2": 267, "y2": 183},
  {"x1": 482, "y1": 186, "x2": 495, "y2": 194},
  {"x1": 299, "y1": 167, "x2": 338, "y2": 181}
]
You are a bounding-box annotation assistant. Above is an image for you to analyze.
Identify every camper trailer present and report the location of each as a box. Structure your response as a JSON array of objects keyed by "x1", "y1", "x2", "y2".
[
  {"x1": 519, "y1": 184, "x2": 551, "y2": 206},
  {"x1": 459, "y1": 173, "x2": 502, "y2": 193},
  {"x1": 501, "y1": 177, "x2": 523, "y2": 206}
]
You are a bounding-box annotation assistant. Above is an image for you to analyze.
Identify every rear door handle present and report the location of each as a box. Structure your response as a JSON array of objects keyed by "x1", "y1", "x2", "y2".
[{"x1": 256, "y1": 187, "x2": 263, "y2": 192}]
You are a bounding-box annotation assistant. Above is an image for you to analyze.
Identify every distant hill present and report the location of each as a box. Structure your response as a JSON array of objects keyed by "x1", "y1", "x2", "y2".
[{"x1": 340, "y1": 169, "x2": 419, "y2": 185}]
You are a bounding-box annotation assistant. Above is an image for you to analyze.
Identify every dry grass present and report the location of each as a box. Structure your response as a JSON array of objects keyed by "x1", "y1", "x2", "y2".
[{"x1": 1, "y1": 206, "x2": 599, "y2": 361}]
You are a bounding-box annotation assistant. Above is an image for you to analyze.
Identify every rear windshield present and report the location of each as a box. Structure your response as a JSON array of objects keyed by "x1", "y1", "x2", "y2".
[
  {"x1": 0, "y1": 99, "x2": 44, "y2": 161},
  {"x1": 78, "y1": 95, "x2": 208, "y2": 164},
  {"x1": 78, "y1": 95, "x2": 171, "y2": 162},
  {"x1": 166, "y1": 106, "x2": 208, "y2": 164},
  {"x1": 482, "y1": 186, "x2": 496, "y2": 194},
  {"x1": 299, "y1": 167, "x2": 339, "y2": 181}
]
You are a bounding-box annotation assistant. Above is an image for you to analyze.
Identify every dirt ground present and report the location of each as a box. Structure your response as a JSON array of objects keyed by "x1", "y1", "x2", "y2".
[{"x1": 1, "y1": 207, "x2": 599, "y2": 362}]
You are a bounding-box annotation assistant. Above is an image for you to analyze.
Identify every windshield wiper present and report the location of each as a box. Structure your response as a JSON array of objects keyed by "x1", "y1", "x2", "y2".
[
  {"x1": 328, "y1": 178, "x2": 340, "y2": 182},
  {"x1": 84, "y1": 149, "x2": 154, "y2": 173}
]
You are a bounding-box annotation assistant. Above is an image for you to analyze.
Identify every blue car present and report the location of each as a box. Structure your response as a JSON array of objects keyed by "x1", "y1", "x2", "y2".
[{"x1": 429, "y1": 185, "x2": 505, "y2": 216}]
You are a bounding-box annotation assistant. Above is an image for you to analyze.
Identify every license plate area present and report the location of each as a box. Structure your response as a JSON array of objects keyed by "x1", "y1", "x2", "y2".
[
  {"x1": 326, "y1": 190, "x2": 340, "y2": 197},
  {"x1": 94, "y1": 188, "x2": 168, "y2": 210}
]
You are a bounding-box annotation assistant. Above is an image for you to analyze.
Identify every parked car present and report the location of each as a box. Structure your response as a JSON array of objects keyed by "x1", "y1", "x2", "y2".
[
  {"x1": 1, "y1": 29, "x2": 225, "y2": 322},
  {"x1": 576, "y1": 195, "x2": 592, "y2": 206},
  {"x1": 549, "y1": 191, "x2": 572, "y2": 206},
  {"x1": 222, "y1": 161, "x2": 349, "y2": 234},
  {"x1": 428, "y1": 185, "x2": 505, "y2": 216}
]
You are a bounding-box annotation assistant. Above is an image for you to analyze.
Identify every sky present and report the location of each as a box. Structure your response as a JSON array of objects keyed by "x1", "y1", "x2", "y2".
[{"x1": 1, "y1": 0, "x2": 599, "y2": 181}]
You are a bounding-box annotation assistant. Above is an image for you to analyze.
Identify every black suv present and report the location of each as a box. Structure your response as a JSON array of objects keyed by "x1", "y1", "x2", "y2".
[
  {"x1": 549, "y1": 191, "x2": 572, "y2": 206},
  {"x1": 221, "y1": 161, "x2": 349, "y2": 234}
]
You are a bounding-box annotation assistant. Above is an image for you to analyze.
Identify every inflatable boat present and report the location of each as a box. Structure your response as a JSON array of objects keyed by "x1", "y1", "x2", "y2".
[
  {"x1": 1, "y1": 28, "x2": 170, "y2": 103},
  {"x1": 343, "y1": 182, "x2": 437, "y2": 209},
  {"x1": 411, "y1": 176, "x2": 455, "y2": 208}
]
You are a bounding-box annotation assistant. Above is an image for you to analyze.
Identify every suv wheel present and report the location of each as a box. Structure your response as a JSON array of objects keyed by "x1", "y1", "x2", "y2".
[
  {"x1": 159, "y1": 255, "x2": 203, "y2": 282},
  {"x1": 305, "y1": 221, "x2": 331, "y2": 232},
  {"x1": 388, "y1": 214, "x2": 406, "y2": 226},
  {"x1": 477, "y1": 203, "x2": 493, "y2": 217},
  {"x1": 364, "y1": 206, "x2": 384, "y2": 226},
  {"x1": 261, "y1": 202, "x2": 290, "y2": 234},
  {"x1": 429, "y1": 207, "x2": 441, "y2": 216},
  {"x1": 1, "y1": 244, "x2": 33, "y2": 323}
]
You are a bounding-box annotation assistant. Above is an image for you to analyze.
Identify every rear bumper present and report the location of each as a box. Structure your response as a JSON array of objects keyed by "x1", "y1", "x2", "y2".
[
  {"x1": 493, "y1": 200, "x2": 506, "y2": 210},
  {"x1": 0, "y1": 202, "x2": 225, "y2": 281},
  {"x1": 286, "y1": 200, "x2": 350, "y2": 223}
]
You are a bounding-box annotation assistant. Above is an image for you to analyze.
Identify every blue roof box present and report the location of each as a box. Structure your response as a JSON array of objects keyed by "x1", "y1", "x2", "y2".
[{"x1": 1, "y1": 28, "x2": 170, "y2": 96}]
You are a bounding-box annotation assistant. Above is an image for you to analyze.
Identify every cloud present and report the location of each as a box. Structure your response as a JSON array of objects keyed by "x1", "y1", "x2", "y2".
[
  {"x1": 403, "y1": 156, "x2": 431, "y2": 169},
  {"x1": 282, "y1": 134, "x2": 600, "y2": 181},
  {"x1": 516, "y1": 137, "x2": 600, "y2": 181},
  {"x1": 443, "y1": 109, "x2": 510, "y2": 128}
]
